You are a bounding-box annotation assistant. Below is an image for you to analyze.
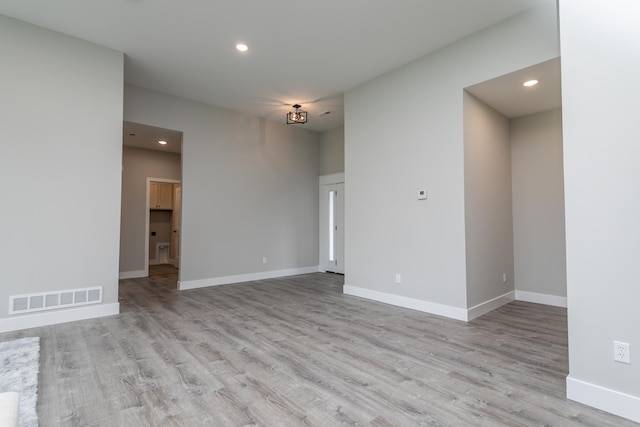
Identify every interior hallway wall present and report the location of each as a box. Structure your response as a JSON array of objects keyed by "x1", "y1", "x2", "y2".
[
  {"x1": 463, "y1": 92, "x2": 514, "y2": 310},
  {"x1": 511, "y1": 108, "x2": 566, "y2": 300},
  {"x1": 119, "y1": 146, "x2": 181, "y2": 275},
  {"x1": 124, "y1": 85, "x2": 320, "y2": 286}
]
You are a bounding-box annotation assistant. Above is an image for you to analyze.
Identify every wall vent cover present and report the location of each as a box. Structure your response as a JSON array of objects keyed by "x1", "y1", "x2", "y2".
[{"x1": 9, "y1": 286, "x2": 102, "y2": 315}]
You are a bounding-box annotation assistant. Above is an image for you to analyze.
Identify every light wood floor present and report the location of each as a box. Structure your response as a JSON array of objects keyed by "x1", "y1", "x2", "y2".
[{"x1": 2, "y1": 266, "x2": 638, "y2": 426}]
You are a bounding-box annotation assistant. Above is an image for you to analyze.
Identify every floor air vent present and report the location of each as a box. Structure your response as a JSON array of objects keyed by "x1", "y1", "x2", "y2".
[{"x1": 9, "y1": 287, "x2": 102, "y2": 315}]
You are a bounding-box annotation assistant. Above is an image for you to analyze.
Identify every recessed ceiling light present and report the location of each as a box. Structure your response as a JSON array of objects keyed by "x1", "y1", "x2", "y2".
[
  {"x1": 523, "y1": 79, "x2": 539, "y2": 87},
  {"x1": 158, "y1": 140, "x2": 168, "y2": 145},
  {"x1": 236, "y1": 43, "x2": 248, "y2": 52}
]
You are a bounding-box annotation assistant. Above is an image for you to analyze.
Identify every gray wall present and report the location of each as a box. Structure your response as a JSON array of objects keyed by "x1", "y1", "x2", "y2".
[
  {"x1": 0, "y1": 15, "x2": 123, "y2": 318},
  {"x1": 120, "y1": 146, "x2": 181, "y2": 273},
  {"x1": 319, "y1": 126, "x2": 345, "y2": 175},
  {"x1": 463, "y1": 92, "x2": 514, "y2": 308},
  {"x1": 511, "y1": 109, "x2": 566, "y2": 298},
  {"x1": 344, "y1": 3, "x2": 559, "y2": 310},
  {"x1": 560, "y1": 0, "x2": 640, "y2": 419},
  {"x1": 124, "y1": 85, "x2": 320, "y2": 283}
]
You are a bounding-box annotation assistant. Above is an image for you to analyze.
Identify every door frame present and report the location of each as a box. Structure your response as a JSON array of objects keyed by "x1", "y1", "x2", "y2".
[
  {"x1": 319, "y1": 172, "x2": 345, "y2": 273},
  {"x1": 145, "y1": 177, "x2": 181, "y2": 277}
]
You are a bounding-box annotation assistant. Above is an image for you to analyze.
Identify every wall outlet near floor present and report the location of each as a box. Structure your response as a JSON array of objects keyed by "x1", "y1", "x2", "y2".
[
  {"x1": 613, "y1": 341, "x2": 630, "y2": 363},
  {"x1": 262, "y1": 257, "x2": 267, "y2": 264},
  {"x1": 395, "y1": 274, "x2": 402, "y2": 284},
  {"x1": 503, "y1": 273, "x2": 507, "y2": 283}
]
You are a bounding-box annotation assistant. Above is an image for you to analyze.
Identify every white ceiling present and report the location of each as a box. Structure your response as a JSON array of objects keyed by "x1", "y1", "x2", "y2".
[
  {"x1": 465, "y1": 57, "x2": 562, "y2": 119},
  {"x1": 123, "y1": 121, "x2": 183, "y2": 154},
  {"x1": 0, "y1": 0, "x2": 556, "y2": 134},
  {"x1": 124, "y1": 55, "x2": 563, "y2": 154}
]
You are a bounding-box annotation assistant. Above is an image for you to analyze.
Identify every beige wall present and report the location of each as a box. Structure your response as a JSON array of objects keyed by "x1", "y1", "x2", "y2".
[
  {"x1": 149, "y1": 210, "x2": 172, "y2": 261},
  {"x1": 511, "y1": 109, "x2": 566, "y2": 299},
  {"x1": 120, "y1": 146, "x2": 181, "y2": 274}
]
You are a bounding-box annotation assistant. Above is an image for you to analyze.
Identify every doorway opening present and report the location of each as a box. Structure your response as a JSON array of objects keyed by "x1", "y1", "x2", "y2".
[
  {"x1": 463, "y1": 57, "x2": 566, "y2": 308},
  {"x1": 146, "y1": 178, "x2": 181, "y2": 274},
  {"x1": 120, "y1": 121, "x2": 183, "y2": 288},
  {"x1": 319, "y1": 173, "x2": 345, "y2": 274}
]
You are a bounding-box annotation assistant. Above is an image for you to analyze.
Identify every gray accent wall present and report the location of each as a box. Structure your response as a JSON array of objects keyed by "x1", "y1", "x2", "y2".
[
  {"x1": 123, "y1": 85, "x2": 320, "y2": 283},
  {"x1": 511, "y1": 109, "x2": 566, "y2": 298},
  {"x1": 119, "y1": 146, "x2": 181, "y2": 273},
  {"x1": 0, "y1": 15, "x2": 123, "y2": 317}
]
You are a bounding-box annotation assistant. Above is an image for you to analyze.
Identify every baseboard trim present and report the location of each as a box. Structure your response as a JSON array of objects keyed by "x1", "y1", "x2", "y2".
[
  {"x1": 515, "y1": 290, "x2": 567, "y2": 307},
  {"x1": 342, "y1": 285, "x2": 468, "y2": 321},
  {"x1": 567, "y1": 376, "x2": 640, "y2": 423},
  {"x1": 119, "y1": 270, "x2": 146, "y2": 279},
  {"x1": 467, "y1": 291, "x2": 515, "y2": 321},
  {"x1": 178, "y1": 266, "x2": 321, "y2": 290},
  {"x1": 0, "y1": 303, "x2": 120, "y2": 333}
]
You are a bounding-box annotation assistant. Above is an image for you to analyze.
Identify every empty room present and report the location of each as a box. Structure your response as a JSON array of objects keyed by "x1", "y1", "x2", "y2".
[{"x1": 1, "y1": 0, "x2": 638, "y2": 425}]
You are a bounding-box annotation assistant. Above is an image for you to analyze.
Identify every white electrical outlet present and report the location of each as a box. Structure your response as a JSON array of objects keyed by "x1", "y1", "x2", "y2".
[
  {"x1": 613, "y1": 341, "x2": 630, "y2": 364},
  {"x1": 262, "y1": 257, "x2": 267, "y2": 264},
  {"x1": 395, "y1": 274, "x2": 402, "y2": 284},
  {"x1": 503, "y1": 273, "x2": 507, "y2": 283}
]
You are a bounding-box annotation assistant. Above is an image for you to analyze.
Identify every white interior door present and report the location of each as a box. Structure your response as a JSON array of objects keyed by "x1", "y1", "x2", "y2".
[
  {"x1": 320, "y1": 181, "x2": 345, "y2": 274},
  {"x1": 333, "y1": 183, "x2": 345, "y2": 274}
]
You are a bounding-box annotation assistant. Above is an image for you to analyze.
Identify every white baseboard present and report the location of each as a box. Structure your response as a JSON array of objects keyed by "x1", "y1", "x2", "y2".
[
  {"x1": 342, "y1": 285, "x2": 468, "y2": 321},
  {"x1": 178, "y1": 266, "x2": 321, "y2": 290},
  {"x1": 119, "y1": 270, "x2": 146, "y2": 279},
  {"x1": 0, "y1": 303, "x2": 120, "y2": 333},
  {"x1": 342, "y1": 287, "x2": 526, "y2": 322},
  {"x1": 567, "y1": 376, "x2": 640, "y2": 423},
  {"x1": 515, "y1": 290, "x2": 567, "y2": 307},
  {"x1": 467, "y1": 291, "x2": 515, "y2": 321}
]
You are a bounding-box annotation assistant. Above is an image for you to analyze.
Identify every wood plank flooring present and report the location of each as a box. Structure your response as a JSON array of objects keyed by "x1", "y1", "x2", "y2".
[{"x1": 1, "y1": 266, "x2": 638, "y2": 426}]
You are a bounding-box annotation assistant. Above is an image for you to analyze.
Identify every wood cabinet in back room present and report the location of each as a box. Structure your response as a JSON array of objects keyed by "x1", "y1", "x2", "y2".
[{"x1": 149, "y1": 182, "x2": 173, "y2": 210}]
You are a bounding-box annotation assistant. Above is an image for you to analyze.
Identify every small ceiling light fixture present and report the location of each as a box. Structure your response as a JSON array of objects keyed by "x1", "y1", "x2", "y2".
[
  {"x1": 523, "y1": 79, "x2": 539, "y2": 87},
  {"x1": 158, "y1": 140, "x2": 168, "y2": 145},
  {"x1": 287, "y1": 104, "x2": 307, "y2": 124},
  {"x1": 236, "y1": 43, "x2": 248, "y2": 52}
]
